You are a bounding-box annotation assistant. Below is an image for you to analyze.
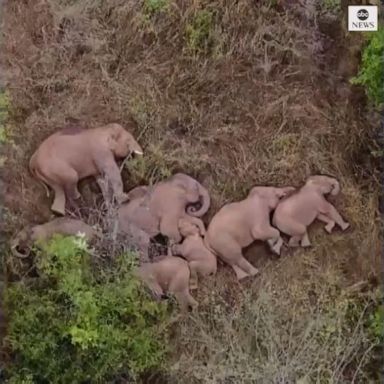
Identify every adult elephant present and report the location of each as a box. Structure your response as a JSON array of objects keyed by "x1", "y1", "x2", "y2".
[{"x1": 118, "y1": 173, "x2": 211, "y2": 243}]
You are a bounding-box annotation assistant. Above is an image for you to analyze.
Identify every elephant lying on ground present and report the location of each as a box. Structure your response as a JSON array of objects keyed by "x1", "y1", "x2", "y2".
[
  {"x1": 136, "y1": 256, "x2": 198, "y2": 311},
  {"x1": 30, "y1": 123, "x2": 143, "y2": 215},
  {"x1": 205, "y1": 186, "x2": 295, "y2": 280},
  {"x1": 172, "y1": 218, "x2": 217, "y2": 289},
  {"x1": 116, "y1": 219, "x2": 153, "y2": 262},
  {"x1": 118, "y1": 173, "x2": 210, "y2": 243},
  {"x1": 11, "y1": 217, "x2": 101, "y2": 258},
  {"x1": 273, "y1": 175, "x2": 350, "y2": 247}
]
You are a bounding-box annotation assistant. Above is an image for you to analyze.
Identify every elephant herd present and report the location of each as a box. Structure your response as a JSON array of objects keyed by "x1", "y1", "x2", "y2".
[{"x1": 11, "y1": 123, "x2": 350, "y2": 311}]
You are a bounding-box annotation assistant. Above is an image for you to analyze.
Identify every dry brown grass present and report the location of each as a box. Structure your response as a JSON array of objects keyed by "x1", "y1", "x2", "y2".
[{"x1": 0, "y1": 0, "x2": 381, "y2": 382}]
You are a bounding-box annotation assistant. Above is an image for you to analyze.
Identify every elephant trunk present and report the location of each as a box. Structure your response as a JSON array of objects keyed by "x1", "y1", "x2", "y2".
[
  {"x1": 186, "y1": 185, "x2": 210, "y2": 217},
  {"x1": 10, "y1": 233, "x2": 31, "y2": 259}
]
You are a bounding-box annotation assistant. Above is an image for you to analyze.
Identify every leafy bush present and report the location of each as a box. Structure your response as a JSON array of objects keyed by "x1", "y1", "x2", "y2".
[
  {"x1": 351, "y1": 29, "x2": 384, "y2": 107},
  {"x1": 4, "y1": 235, "x2": 168, "y2": 384},
  {"x1": 186, "y1": 10, "x2": 215, "y2": 55},
  {"x1": 143, "y1": 0, "x2": 169, "y2": 16}
]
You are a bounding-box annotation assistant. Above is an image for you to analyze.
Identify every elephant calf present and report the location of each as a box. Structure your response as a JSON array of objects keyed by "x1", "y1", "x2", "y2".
[
  {"x1": 30, "y1": 123, "x2": 143, "y2": 215},
  {"x1": 172, "y1": 218, "x2": 217, "y2": 289},
  {"x1": 11, "y1": 217, "x2": 100, "y2": 258},
  {"x1": 273, "y1": 175, "x2": 350, "y2": 247},
  {"x1": 136, "y1": 256, "x2": 198, "y2": 311},
  {"x1": 205, "y1": 186, "x2": 295, "y2": 281}
]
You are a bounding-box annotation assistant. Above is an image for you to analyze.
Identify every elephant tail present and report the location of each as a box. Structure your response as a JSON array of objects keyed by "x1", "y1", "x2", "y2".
[
  {"x1": 29, "y1": 153, "x2": 51, "y2": 198},
  {"x1": 186, "y1": 186, "x2": 210, "y2": 217}
]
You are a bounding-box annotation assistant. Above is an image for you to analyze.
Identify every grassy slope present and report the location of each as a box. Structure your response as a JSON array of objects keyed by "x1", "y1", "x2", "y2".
[{"x1": 0, "y1": 0, "x2": 381, "y2": 382}]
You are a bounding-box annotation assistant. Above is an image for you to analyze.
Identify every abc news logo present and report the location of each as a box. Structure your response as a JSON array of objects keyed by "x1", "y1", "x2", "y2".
[
  {"x1": 356, "y1": 9, "x2": 369, "y2": 21},
  {"x1": 348, "y1": 6, "x2": 378, "y2": 31}
]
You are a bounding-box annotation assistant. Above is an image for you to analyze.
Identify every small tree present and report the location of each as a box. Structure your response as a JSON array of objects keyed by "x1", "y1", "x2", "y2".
[{"x1": 5, "y1": 235, "x2": 168, "y2": 383}]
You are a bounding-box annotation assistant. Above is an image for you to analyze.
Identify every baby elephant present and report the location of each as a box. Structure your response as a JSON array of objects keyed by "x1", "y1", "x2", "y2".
[
  {"x1": 172, "y1": 218, "x2": 217, "y2": 290},
  {"x1": 11, "y1": 217, "x2": 100, "y2": 258},
  {"x1": 30, "y1": 123, "x2": 143, "y2": 215},
  {"x1": 205, "y1": 186, "x2": 295, "y2": 281},
  {"x1": 136, "y1": 256, "x2": 198, "y2": 311},
  {"x1": 273, "y1": 175, "x2": 350, "y2": 247}
]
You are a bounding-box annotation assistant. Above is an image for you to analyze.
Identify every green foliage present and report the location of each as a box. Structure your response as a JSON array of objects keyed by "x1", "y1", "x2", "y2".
[
  {"x1": 186, "y1": 10, "x2": 215, "y2": 55},
  {"x1": 322, "y1": 0, "x2": 341, "y2": 13},
  {"x1": 368, "y1": 303, "x2": 384, "y2": 343},
  {"x1": 5, "y1": 235, "x2": 168, "y2": 384},
  {"x1": 143, "y1": 0, "x2": 169, "y2": 17},
  {"x1": 351, "y1": 29, "x2": 384, "y2": 107},
  {"x1": 0, "y1": 90, "x2": 10, "y2": 143}
]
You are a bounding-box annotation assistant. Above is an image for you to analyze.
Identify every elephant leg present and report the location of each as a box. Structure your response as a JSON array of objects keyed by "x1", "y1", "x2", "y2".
[
  {"x1": 252, "y1": 226, "x2": 282, "y2": 255},
  {"x1": 188, "y1": 261, "x2": 199, "y2": 290},
  {"x1": 236, "y1": 256, "x2": 259, "y2": 279},
  {"x1": 147, "y1": 280, "x2": 164, "y2": 300},
  {"x1": 288, "y1": 236, "x2": 301, "y2": 247},
  {"x1": 300, "y1": 232, "x2": 311, "y2": 247},
  {"x1": 175, "y1": 290, "x2": 198, "y2": 312},
  {"x1": 160, "y1": 215, "x2": 182, "y2": 243},
  {"x1": 96, "y1": 176, "x2": 109, "y2": 202},
  {"x1": 322, "y1": 202, "x2": 350, "y2": 231},
  {"x1": 64, "y1": 182, "x2": 81, "y2": 200},
  {"x1": 51, "y1": 184, "x2": 66, "y2": 215},
  {"x1": 231, "y1": 264, "x2": 250, "y2": 280},
  {"x1": 317, "y1": 213, "x2": 335, "y2": 233}
]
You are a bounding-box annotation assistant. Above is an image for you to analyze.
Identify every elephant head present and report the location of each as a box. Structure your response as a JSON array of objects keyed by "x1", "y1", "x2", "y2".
[
  {"x1": 169, "y1": 173, "x2": 211, "y2": 217},
  {"x1": 178, "y1": 217, "x2": 206, "y2": 237},
  {"x1": 306, "y1": 175, "x2": 340, "y2": 196},
  {"x1": 248, "y1": 186, "x2": 296, "y2": 209},
  {"x1": 107, "y1": 123, "x2": 143, "y2": 158}
]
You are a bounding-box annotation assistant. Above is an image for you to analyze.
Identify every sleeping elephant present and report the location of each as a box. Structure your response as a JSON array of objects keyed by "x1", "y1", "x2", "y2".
[
  {"x1": 273, "y1": 175, "x2": 350, "y2": 247},
  {"x1": 168, "y1": 173, "x2": 211, "y2": 217},
  {"x1": 30, "y1": 123, "x2": 143, "y2": 215},
  {"x1": 136, "y1": 255, "x2": 198, "y2": 311},
  {"x1": 118, "y1": 174, "x2": 211, "y2": 243},
  {"x1": 205, "y1": 185, "x2": 295, "y2": 280},
  {"x1": 11, "y1": 217, "x2": 101, "y2": 258}
]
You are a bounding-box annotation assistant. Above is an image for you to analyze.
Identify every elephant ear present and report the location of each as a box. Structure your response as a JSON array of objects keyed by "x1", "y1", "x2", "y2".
[{"x1": 110, "y1": 125, "x2": 123, "y2": 142}]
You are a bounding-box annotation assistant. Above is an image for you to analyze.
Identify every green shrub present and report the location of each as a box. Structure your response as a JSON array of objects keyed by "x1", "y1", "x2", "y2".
[
  {"x1": 368, "y1": 303, "x2": 384, "y2": 343},
  {"x1": 186, "y1": 10, "x2": 215, "y2": 55},
  {"x1": 143, "y1": 0, "x2": 169, "y2": 17},
  {"x1": 351, "y1": 29, "x2": 384, "y2": 107},
  {"x1": 4, "y1": 235, "x2": 168, "y2": 384},
  {"x1": 0, "y1": 90, "x2": 10, "y2": 143}
]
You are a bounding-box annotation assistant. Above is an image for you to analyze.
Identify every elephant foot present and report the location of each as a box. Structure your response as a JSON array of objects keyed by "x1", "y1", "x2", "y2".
[
  {"x1": 325, "y1": 222, "x2": 335, "y2": 233},
  {"x1": 340, "y1": 222, "x2": 350, "y2": 231},
  {"x1": 288, "y1": 236, "x2": 300, "y2": 247},
  {"x1": 189, "y1": 278, "x2": 198, "y2": 290},
  {"x1": 51, "y1": 202, "x2": 65, "y2": 216},
  {"x1": 271, "y1": 237, "x2": 283, "y2": 255},
  {"x1": 300, "y1": 233, "x2": 311, "y2": 247},
  {"x1": 232, "y1": 264, "x2": 250, "y2": 281}
]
